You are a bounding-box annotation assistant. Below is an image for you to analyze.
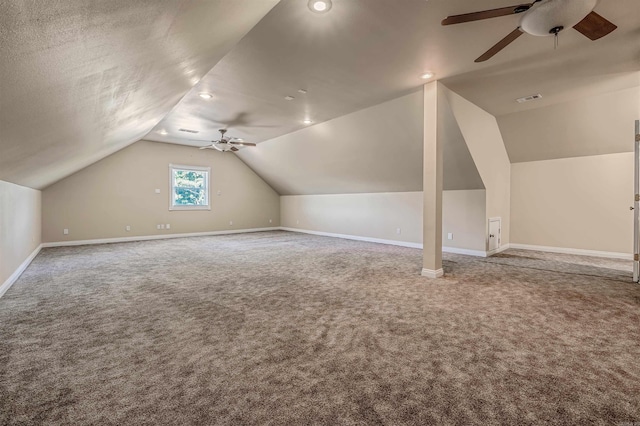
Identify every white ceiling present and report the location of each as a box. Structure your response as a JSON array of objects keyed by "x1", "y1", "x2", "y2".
[
  {"x1": 147, "y1": 0, "x2": 640, "y2": 149},
  {"x1": 0, "y1": 0, "x2": 278, "y2": 189},
  {"x1": 498, "y1": 85, "x2": 640, "y2": 163},
  {"x1": 1, "y1": 0, "x2": 638, "y2": 191}
]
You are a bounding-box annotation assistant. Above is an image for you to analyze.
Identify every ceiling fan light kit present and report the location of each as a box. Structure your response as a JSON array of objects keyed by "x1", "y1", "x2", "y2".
[
  {"x1": 442, "y1": 0, "x2": 617, "y2": 62},
  {"x1": 519, "y1": 0, "x2": 598, "y2": 36}
]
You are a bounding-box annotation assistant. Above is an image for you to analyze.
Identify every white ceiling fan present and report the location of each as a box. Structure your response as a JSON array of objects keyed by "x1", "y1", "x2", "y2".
[
  {"x1": 442, "y1": 0, "x2": 618, "y2": 62},
  {"x1": 194, "y1": 129, "x2": 256, "y2": 152}
]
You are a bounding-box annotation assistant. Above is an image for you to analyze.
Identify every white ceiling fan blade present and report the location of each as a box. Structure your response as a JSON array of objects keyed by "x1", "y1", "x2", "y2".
[{"x1": 229, "y1": 141, "x2": 256, "y2": 147}]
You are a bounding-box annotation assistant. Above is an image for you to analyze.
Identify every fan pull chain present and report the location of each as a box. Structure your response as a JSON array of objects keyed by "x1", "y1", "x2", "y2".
[{"x1": 549, "y1": 26, "x2": 563, "y2": 50}]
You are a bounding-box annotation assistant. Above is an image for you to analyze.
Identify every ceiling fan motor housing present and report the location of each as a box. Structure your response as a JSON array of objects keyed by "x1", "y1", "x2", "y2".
[{"x1": 520, "y1": 0, "x2": 598, "y2": 36}]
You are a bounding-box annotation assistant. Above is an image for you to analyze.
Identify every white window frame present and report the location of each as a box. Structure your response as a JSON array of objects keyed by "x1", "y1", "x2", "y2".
[{"x1": 169, "y1": 164, "x2": 211, "y2": 211}]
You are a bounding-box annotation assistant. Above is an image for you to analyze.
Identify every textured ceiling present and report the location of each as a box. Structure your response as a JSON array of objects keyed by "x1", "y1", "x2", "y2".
[
  {"x1": 0, "y1": 0, "x2": 278, "y2": 189},
  {"x1": 146, "y1": 0, "x2": 640, "y2": 150},
  {"x1": 2, "y1": 0, "x2": 638, "y2": 191}
]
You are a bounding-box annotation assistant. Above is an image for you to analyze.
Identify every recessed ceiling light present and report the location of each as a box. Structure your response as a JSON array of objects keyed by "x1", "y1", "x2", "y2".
[
  {"x1": 284, "y1": 95, "x2": 295, "y2": 101},
  {"x1": 297, "y1": 89, "x2": 307, "y2": 94},
  {"x1": 198, "y1": 92, "x2": 213, "y2": 99},
  {"x1": 158, "y1": 130, "x2": 168, "y2": 135},
  {"x1": 420, "y1": 71, "x2": 435, "y2": 80},
  {"x1": 308, "y1": 0, "x2": 332, "y2": 13},
  {"x1": 303, "y1": 119, "x2": 313, "y2": 125}
]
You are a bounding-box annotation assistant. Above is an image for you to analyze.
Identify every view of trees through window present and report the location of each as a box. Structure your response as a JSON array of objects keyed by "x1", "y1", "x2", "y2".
[{"x1": 173, "y1": 169, "x2": 207, "y2": 206}]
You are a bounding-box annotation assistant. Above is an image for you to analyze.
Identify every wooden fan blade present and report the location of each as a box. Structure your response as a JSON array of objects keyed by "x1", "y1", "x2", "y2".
[
  {"x1": 573, "y1": 11, "x2": 617, "y2": 40},
  {"x1": 442, "y1": 3, "x2": 532, "y2": 26},
  {"x1": 475, "y1": 27, "x2": 523, "y2": 63},
  {"x1": 229, "y1": 141, "x2": 256, "y2": 147}
]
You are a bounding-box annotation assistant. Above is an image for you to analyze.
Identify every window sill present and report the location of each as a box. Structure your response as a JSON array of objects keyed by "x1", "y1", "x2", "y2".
[{"x1": 169, "y1": 206, "x2": 211, "y2": 211}]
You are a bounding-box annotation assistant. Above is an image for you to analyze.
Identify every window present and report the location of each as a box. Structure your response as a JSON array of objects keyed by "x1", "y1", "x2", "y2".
[{"x1": 169, "y1": 164, "x2": 210, "y2": 210}]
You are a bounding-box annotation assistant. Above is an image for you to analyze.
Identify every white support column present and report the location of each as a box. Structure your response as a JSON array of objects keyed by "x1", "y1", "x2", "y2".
[{"x1": 422, "y1": 82, "x2": 443, "y2": 278}]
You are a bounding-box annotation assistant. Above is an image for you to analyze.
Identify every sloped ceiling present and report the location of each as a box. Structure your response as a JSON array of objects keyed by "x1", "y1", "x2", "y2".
[
  {"x1": 235, "y1": 90, "x2": 484, "y2": 195},
  {"x1": 141, "y1": 0, "x2": 639, "y2": 196},
  {"x1": 498, "y1": 85, "x2": 640, "y2": 163},
  {"x1": 0, "y1": 0, "x2": 278, "y2": 189},
  {"x1": 439, "y1": 92, "x2": 484, "y2": 191},
  {"x1": 146, "y1": 0, "x2": 640, "y2": 149},
  {"x1": 440, "y1": 0, "x2": 640, "y2": 117},
  {"x1": 236, "y1": 91, "x2": 424, "y2": 195},
  {"x1": 2, "y1": 0, "x2": 638, "y2": 192}
]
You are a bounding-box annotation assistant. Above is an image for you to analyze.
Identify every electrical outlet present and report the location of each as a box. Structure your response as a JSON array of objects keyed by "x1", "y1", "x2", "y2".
[
  {"x1": 296, "y1": 220, "x2": 299, "y2": 225},
  {"x1": 396, "y1": 228, "x2": 401, "y2": 235},
  {"x1": 160, "y1": 224, "x2": 165, "y2": 229},
  {"x1": 63, "y1": 228, "x2": 69, "y2": 235},
  {"x1": 229, "y1": 221, "x2": 233, "y2": 226},
  {"x1": 126, "y1": 225, "x2": 131, "y2": 232},
  {"x1": 155, "y1": 189, "x2": 160, "y2": 194},
  {"x1": 269, "y1": 219, "x2": 272, "y2": 224},
  {"x1": 166, "y1": 224, "x2": 170, "y2": 230},
  {"x1": 156, "y1": 224, "x2": 161, "y2": 230},
  {"x1": 217, "y1": 190, "x2": 221, "y2": 196},
  {"x1": 448, "y1": 232, "x2": 453, "y2": 240}
]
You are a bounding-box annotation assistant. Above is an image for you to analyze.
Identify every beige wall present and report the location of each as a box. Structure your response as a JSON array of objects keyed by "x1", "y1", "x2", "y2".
[
  {"x1": 511, "y1": 152, "x2": 633, "y2": 254},
  {"x1": 0, "y1": 180, "x2": 41, "y2": 287},
  {"x1": 281, "y1": 192, "x2": 423, "y2": 245},
  {"x1": 441, "y1": 84, "x2": 511, "y2": 248},
  {"x1": 442, "y1": 190, "x2": 486, "y2": 252},
  {"x1": 42, "y1": 140, "x2": 279, "y2": 243},
  {"x1": 281, "y1": 190, "x2": 487, "y2": 251}
]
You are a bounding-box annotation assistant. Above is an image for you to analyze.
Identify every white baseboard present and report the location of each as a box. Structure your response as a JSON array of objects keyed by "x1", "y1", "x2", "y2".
[
  {"x1": 421, "y1": 268, "x2": 444, "y2": 278},
  {"x1": 0, "y1": 244, "x2": 43, "y2": 299},
  {"x1": 278, "y1": 227, "x2": 423, "y2": 249},
  {"x1": 42, "y1": 227, "x2": 280, "y2": 248},
  {"x1": 279, "y1": 227, "x2": 499, "y2": 258},
  {"x1": 442, "y1": 246, "x2": 489, "y2": 257},
  {"x1": 509, "y1": 243, "x2": 632, "y2": 260}
]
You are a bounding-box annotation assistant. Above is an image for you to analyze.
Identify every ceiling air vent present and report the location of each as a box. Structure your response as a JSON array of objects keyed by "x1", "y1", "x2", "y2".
[
  {"x1": 178, "y1": 128, "x2": 199, "y2": 134},
  {"x1": 516, "y1": 93, "x2": 542, "y2": 103}
]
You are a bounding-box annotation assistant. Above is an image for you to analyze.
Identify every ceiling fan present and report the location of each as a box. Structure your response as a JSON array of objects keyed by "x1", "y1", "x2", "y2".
[
  {"x1": 442, "y1": 0, "x2": 617, "y2": 62},
  {"x1": 195, "y1": 129, "x2": 256, "y2": 152}
]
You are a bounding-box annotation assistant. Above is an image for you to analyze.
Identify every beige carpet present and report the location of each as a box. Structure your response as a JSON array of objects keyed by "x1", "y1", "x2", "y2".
[{"x1": 1, "y1": 231, "x2": 638, "y2": 425}]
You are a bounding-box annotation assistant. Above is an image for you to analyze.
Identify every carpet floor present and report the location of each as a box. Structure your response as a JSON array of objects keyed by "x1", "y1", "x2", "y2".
[{"x1": 1, "y1": 231, "x2": 639, "y2": 425}]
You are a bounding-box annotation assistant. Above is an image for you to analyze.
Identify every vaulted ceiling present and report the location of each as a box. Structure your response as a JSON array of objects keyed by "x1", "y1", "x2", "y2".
[
  {"x1": 0, "y1": 0, "x2": 278, "y2": 189},
  {"x1": 1, "y1": 0, "x2": 639, "y2": 191}
]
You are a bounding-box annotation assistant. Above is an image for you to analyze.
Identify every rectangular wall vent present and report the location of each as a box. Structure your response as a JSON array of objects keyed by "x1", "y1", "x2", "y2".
[
  {"x1": 178, "y1": 128, "x2": 199, "y2": 134},
  {"x1": 516, "y1": 93, "x2": 543, "y2": 103}
]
